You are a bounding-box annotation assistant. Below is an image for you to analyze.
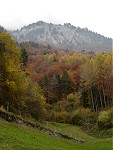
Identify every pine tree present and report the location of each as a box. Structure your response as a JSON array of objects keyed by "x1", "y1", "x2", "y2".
[
  {"x1": 21, "y1": 48, "x2": 28, "y2": 67},
  {"x1": 61, "y1": 70, "x2": 72, "y2": 95}
]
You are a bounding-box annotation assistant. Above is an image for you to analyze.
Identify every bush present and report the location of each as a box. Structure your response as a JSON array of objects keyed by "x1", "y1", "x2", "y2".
[
  {"x1": 49, "y1": 111, "x2": 72, "y2": 123},
  {"x1": 97, "y1": 108, "x2": 113, "y2": 129},
  {"x1": 72, "y1": 108, "x2": 97, "y2": 128},
  {"x1": 72, "y1": 112, "x2": 83, "y2": 125},
  {"x1": 66, "y1": 92, "x2": 81, "y2": 111}
]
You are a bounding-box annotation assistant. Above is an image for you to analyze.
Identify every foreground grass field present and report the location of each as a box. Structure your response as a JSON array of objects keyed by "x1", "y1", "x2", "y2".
[{"x1": 0, "y1": 119, "x2": 112, "y2": 150}]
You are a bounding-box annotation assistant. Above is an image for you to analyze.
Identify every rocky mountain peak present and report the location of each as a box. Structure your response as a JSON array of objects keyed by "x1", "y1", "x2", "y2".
[{"x1": 11, "y1": 21, "x2": 112, "y2": 51}]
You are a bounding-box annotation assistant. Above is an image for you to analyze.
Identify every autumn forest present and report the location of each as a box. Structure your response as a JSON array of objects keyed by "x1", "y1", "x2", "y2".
[{"x1": 0, "y1": 31, "x2": 112, "y2": 132}]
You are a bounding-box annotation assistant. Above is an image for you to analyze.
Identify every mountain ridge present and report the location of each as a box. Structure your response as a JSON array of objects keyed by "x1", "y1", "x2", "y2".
[
  {"x1": 10, "y1": 21, "x2": 112, "y2": 51},
  {"x1": 0, "y1": 26, "x2": 6, "y2": 34}
]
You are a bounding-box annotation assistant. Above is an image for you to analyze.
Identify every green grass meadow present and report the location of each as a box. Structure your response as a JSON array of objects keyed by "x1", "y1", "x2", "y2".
[{"x1": 0, "y1": 119, "x2": 112, "y2": 150}]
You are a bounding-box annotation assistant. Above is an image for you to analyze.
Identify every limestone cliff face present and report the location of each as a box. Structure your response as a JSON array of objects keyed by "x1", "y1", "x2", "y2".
[{"x1": 11, "y1": 21, "x2": 112, "y2": 51}]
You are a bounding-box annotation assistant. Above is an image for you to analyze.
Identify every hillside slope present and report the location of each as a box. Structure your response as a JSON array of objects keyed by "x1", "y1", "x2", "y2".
[
  {"x1": 0, "y1": 26, "x2": 6, "y2": 34},
  {"x1": 0, "y1": 119, "x2": 112, "y2": 150},
  {"x1": 11, "y1": 21, "x2": 112, "y2": 51}
]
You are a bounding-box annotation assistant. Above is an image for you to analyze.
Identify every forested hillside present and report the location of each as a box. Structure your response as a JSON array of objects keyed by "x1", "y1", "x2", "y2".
[
  {"x1": 24, "y1": 43, "x2": 113, "y2": 128},
  {"x1": 0, "y1": 0, "x2": 113, "y2": 149},
  {"x1": 0, "y1": 32, "x2": 113, "y2": 141}
]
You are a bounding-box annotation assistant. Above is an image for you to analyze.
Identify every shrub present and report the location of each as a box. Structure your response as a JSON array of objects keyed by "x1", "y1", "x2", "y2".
[
  {"x1": 72, "y1": 108, "x2": 97, "y2": 128},
  {"x1": 72, "y1": 112, "x2": 83, "y2": 125},
  {"x1": 66, "y1": 92, "x2": 81, "y2": 111},
  {"x1": 97, "y1": 108, "x2": 113, "y2": 129},
  {"x1": 49, "y1": 111, "x2": 72, "y2": 123}
]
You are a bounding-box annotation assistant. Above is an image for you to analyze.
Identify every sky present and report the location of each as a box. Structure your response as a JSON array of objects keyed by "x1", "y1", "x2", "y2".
[{"x1": 0, "y1": 0, "x2": 113, "y2": 38}]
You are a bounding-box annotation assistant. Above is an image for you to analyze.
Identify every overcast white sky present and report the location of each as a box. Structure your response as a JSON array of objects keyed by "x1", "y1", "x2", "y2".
[{"x1": 0, "y1": 0, "x2": 113, "y2": 38}]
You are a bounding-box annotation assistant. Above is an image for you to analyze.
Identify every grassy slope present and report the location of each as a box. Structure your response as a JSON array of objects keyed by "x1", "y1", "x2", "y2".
[
  {"x1": 40, "y1": 121, "x2": 113, "y2": 140},
  {"x1": 0, "y1": 119, "x2": 112, "y2": 150}
]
